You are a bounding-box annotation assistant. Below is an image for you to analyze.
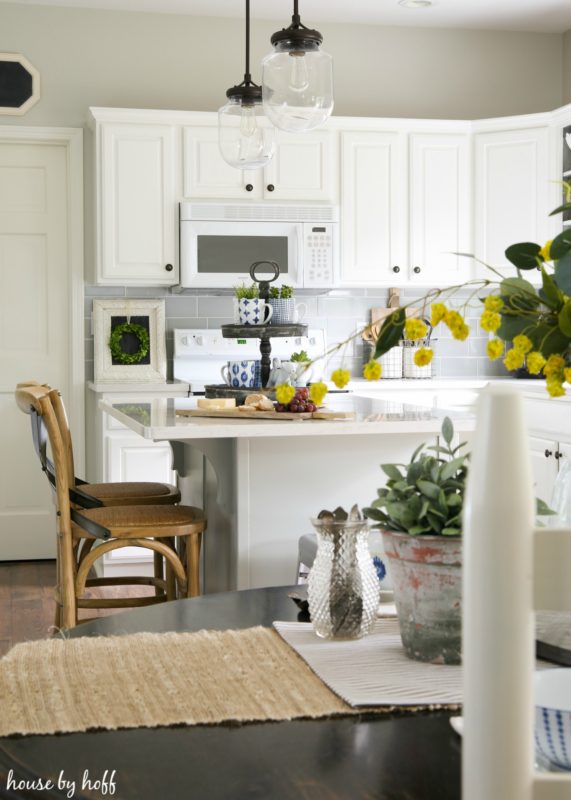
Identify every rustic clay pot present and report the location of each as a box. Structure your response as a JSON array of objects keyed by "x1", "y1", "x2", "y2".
[{"x1": 382, "y1": 531, "x2": 462, "y2": 665}]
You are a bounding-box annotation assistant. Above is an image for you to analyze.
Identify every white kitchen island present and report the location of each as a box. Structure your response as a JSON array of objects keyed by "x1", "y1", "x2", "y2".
[{"x1": 99, "y1": 393, "x2": 475, "y2": 593}]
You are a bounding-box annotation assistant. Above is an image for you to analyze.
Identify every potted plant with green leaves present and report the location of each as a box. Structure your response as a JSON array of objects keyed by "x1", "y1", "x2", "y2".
[
  {"x1": 290, "y1": 349, "x2": 313, "y2": 385},
  {"x1": 364, "y1": 417, "x2": 466, "y2": 665},
  {"x1": 268, "y1": 285, "x2": 306, "y2": 325},
  {"x1": 233, "y1": 283, "x2": 273, "y2": 326},
  {"x1": 363, "y1": 418, "x2": 553, "y2": 665}
]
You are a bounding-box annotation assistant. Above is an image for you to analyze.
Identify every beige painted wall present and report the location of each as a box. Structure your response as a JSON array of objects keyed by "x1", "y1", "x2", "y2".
[
  {"x1": 563, "y1": 30, "x2": 571, "y2": 105},
  {"x1": 0, "y1": 3, "x2": 564, "y2": 125}
]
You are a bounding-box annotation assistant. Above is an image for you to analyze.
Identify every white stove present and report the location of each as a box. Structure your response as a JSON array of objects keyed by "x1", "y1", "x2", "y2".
[{"x1": 173, "y1": 328, "x2": 327, "y2": 393}]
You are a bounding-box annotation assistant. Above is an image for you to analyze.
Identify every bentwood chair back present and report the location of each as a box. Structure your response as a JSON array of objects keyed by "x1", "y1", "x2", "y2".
[
  {"x1": 16, "y1": 384, "x2": 207, "y2": 629},
  {"x1": 462, "y1": 386, "x2": 571, "y2": 800}
]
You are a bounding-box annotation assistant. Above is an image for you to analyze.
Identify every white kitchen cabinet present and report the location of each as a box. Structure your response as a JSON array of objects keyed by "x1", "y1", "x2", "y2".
[
  {"x1": 340, "y1": 128, "x2": 470, "y2": 287},
  {"x1": 183, "y1": 124, "x2": 335, "y2": 203},
  {"x1": 340, "y1": 130, "x2": 407, "y2": 286},
  {"x1": 529, "y1": 435, "x2": 559, "y2": 505},
  {"x1": 408, "y1": 133, "x2": 471, "y2": 286},
  {"x1": 86, "y1": 384, "x2": 185, "y2": 576},
  {"x1": 474, "y1": 125, "x2": 550, "y2": 281},
  {"x1": 91, "y1": 114, "x2": 179, "y2": 286}
]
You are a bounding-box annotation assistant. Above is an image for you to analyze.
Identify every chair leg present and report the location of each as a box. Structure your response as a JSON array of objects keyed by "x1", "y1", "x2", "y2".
[
  {"x1": 165, "y1": 537, "x2": 177, "y2": 601},
  {"x1": 153, "y1": 551, "x2": 164, "y2": 597},
  {"x1": 186, "y1": 532, "x2": 202, "y2": 598},
  {"x1": 59, "y1": 534, "x2": 77, "y2": 629}
]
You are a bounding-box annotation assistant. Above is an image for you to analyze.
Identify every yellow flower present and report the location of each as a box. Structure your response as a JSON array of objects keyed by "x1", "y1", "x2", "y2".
[
  {"x1": 503, "y1": 349, "x2": 525, "y2": 371},
  {"x1": 404, "y1": 318, "x2": 428, "y2": 341},
  {"x1": 539, "y1": 240, "x2": 553, "y2": 261},
  {"x1": 363, "y1": 360, "x2": 382, "y2": 381},
  {"x1": 275, "y1": 384, "x2": 296, "y2": 405},
  {"x1": 413, "y1": 347, "x2": 433, "y2": 367},
  {"x1": 512, "y1": 334, "x2": 533, "y2": 354},
  {"x1": 565, "y1": 367, "x2": 571, "y2": 384},
  {"x1": 331, "y1": 368, "x2": 351, "y2": 389},
  {"x1": 451, "y1": 322, "x2": 470, "y2": 341},
  {"x1": 309, "y1": 381, "x2": 329, "y2": 406},
  {"x1": 484, "y1": 295, "x2": 503, "y2": 312},
  {"x1": 547, "y1": 378, "x2": 565, "y2": 398},
  {"x1": 486, "y1": 339, "x2": 504, "y2": 361},
  {"x1": 526, "y1": 352, "x2": 546, "y2": 375},
  {"x1": 430, "y1": 303, "x2": 448, "y2": 327},
  {"x1": 480, "y1": 311, "x2": 502, "y2": 333},
  {"x1": 544, "y1": 354, "x2": 566, "y2": 380},
  {"x1": 444, "y1": 310, "x2": 463, "y2": 329}
]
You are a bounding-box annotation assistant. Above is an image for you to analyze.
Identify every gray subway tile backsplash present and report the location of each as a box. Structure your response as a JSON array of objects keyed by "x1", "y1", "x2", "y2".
[{"x1": 85, "y1": 285, "x2": 501, "y2": 381}]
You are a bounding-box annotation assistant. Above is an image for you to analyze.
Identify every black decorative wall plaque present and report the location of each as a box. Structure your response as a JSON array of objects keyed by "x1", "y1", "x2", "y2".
[{"x1": 0, "y1": 54, "x2": 40, "y2": 115}]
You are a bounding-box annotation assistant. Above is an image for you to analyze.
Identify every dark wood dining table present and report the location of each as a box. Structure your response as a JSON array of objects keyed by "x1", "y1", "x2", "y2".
[{"x1": 0, "y1": 586, "x2": 461, "y2": 800}]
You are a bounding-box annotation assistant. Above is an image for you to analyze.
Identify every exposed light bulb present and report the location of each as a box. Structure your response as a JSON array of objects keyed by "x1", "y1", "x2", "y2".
[
  {"x1": 239, "y1": 104, "x2": 258, "y2": 138},
  {"x1": 288, "y1": 52, "x2": 309, "y2": 93}
]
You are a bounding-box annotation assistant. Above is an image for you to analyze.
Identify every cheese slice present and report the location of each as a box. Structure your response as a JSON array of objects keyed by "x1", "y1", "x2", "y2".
[{"x1": 197, "y1": 398, "x2": 237, "y2": 410}]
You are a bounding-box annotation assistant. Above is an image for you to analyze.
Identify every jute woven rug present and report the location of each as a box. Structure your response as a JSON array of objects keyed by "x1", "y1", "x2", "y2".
[{"x1": 0, "y1": 626, "x2": 452, "y2": 738}]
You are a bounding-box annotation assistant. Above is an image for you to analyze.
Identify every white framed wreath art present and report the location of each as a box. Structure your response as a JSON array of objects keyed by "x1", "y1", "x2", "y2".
[{"x1": 93, "y1": 299, "x2": 167, "y2": 383}]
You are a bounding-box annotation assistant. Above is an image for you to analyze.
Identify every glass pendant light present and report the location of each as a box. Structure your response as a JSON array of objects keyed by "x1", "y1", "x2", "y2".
[
  {"x1": 262, "y1": 0, "x2": 333, "y2": 134},
  {"x1": 218, "y1": 0, "x2": 275, "y2": 169}
]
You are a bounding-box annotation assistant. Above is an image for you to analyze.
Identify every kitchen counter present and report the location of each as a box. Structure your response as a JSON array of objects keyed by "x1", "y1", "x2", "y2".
[
  {"x1": 99, "y1": 391, "x2": 475, "y2": 441},
  {"x1": 98, "y1": 391, "x2": 475, "y2": 593}
]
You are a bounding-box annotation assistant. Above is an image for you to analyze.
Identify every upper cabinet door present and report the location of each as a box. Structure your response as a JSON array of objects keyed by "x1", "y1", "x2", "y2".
[
  {"x1": 340, "y1": 131, "x2": 406, "y2": 286},
  {"x1": 409, "y1": 133, "x2": 471, "y2": 286},
  {"x1": 183, "y1": 126, "x2": 255, "y2": 200},
  {"x1": 263, "y1": 130, "x2": 336, "y2": 202},
  {"x1": 474, "y1": 126, "x2": 549, "y2": 280},
  {"x1": 99, "y1": 123, "x2": 178, "y2": 286}
]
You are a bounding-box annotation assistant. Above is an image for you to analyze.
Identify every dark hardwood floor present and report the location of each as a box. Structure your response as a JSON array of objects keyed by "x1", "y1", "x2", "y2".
[{"x1": 0, "y1": 560, "x2": 152, "y2": 658}]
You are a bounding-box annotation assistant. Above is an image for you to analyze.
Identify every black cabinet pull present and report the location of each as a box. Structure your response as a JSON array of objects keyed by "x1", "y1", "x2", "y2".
[
  {"x1": 555, "y1": 451, "x2": 562, "y2": 460},
  {"x1": 413, "y1": 266, "x2": 421, "y2": 274},
  {"x1": 267, "y1": 184, "x2": 275, "y2": 192},
  {"x1": 245, "y1": 183, "x2": 254, "y2": 192},
  {"x1": 392, "y1": 266, "x2": 400, "y2": 274},
  {"x1": 165, "y1": 264, "x2": 174, "y2": 272},
  {"x1": 545, "y1": 449, "x2": 553, "y2": 458}
]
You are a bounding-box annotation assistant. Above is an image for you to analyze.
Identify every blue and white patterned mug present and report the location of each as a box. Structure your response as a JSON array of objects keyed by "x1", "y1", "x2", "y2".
[
  {"x1": 237, "y1": 298, "x2": 273, "y2": 326},
  {"x1": 221, "y1": 360, "x2": 261, "y2": 389}
]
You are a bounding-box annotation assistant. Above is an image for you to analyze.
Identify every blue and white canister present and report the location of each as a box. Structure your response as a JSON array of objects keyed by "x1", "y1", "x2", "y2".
[{"x1": 268, "y1": 298, "x2": 307, "y2": 325}]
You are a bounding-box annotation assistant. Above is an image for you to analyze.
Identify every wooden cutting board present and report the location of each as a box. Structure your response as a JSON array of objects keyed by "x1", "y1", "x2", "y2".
[
  {"x1": 176, "y1": 408, "x2": 356, "y2": 421},
  {"x1": 177, "y1": 408, "x2": 312, "y2": 421}
]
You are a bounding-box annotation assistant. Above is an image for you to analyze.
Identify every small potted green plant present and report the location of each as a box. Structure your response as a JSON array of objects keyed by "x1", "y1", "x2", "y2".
[
  {"x1": 289, "y1": 349, "x2": 313, "y2": 385},
  {"x1": 364, "y1": 419, "x2": 552, "y2": 665},
  {"x1": 268, "y1": 285, "x2": 306, "y2": 325},
  {"x1": 364, "y1": 417, "x2": 467, "y2": 664},
  {"x1": 233, "y1": 283, "x2": 273, "y2": 326}
]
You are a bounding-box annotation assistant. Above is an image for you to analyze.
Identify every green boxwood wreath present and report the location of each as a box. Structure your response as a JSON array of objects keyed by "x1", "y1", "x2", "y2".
[{"x1": 109, "y1": 322, "x2": 150, "y2": 365}]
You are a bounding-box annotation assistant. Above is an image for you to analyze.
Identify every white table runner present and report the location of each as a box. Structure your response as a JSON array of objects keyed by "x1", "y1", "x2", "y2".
[{"x1": 273, "y1": 619, "x2": 463, "y2": 707}]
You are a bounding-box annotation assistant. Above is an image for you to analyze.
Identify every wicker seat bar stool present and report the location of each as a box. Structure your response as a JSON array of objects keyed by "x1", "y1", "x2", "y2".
[{"x1": 16, "y1": 384, "x2": 207, "y2": 629}]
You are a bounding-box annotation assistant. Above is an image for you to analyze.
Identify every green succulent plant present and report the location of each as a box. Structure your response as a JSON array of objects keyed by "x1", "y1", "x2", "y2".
[
  {"x1": 290, "y1": 350, "x2": 310, "y2": 362},
  {"x1": 363, "y1": 417, "x2": 468, "y2": 536},
  {"x1": 234, "y1": 282, "x2": 259, "y2": 300},
  {"x1": 364, "y1": 417, "x2": 554, "y2": 535},
  {"x1": 269, "y1": 285, "x2": 294, "y2": 299}
]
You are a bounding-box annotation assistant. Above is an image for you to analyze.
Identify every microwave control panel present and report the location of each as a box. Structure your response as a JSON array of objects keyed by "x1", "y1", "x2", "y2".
[{"x1": 302, "y1": 223, "x2": 335, "y2": 288}]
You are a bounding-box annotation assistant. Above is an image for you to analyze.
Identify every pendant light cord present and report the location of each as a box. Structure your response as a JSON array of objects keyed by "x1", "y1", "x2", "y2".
[{"x1": 244, "y1": 0, "x2": 251, "y2": 84}]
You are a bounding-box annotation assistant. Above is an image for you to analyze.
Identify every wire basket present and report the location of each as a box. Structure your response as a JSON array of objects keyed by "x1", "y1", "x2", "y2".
[
  {"x1": 365, "y1": 341, "x2": 403, "y2": 378},
  {"x1": 402, "y1": 338, "x2": 435, "y2": 379}
]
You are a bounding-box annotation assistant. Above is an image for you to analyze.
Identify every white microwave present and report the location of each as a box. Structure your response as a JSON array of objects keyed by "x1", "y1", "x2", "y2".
[{"x1": 179, "y1": 202, "x2": 338, "y2": 289}]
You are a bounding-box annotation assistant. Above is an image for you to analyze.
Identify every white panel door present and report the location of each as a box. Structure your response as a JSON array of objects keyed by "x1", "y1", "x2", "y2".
[
  {"x1": 474, "y1": 127, "x2": 549, "y2": 279},
  {"x1": 183, "y1": 126, "x2": 255, "y2": 200},
  {"x1": 99, "y1": 123, "x2": 177, "y2": 285},
  {"x1": 340, "y1": 131, "x2": 406, "y2": 286},
  {"x1": 409, "y1": 133, "x2": 471, "y2": 285},
  {"x1": 105, "y1": 433, "x2": 176, "y2": 485},
  {"x1": 264, "y1": 131, "x2": 334, "y2": 202},
  {"x1": 0, "y1": 142, "x2": 70, "y2": 559}
]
